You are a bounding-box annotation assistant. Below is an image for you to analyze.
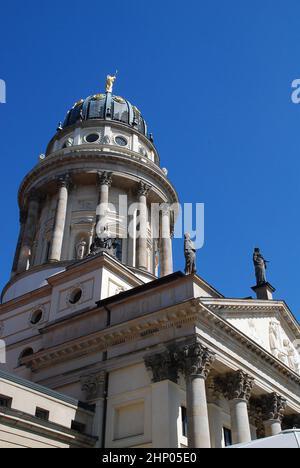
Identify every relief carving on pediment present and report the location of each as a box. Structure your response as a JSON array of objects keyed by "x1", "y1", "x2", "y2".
[{"x1": 269, "y1": 319, "x2": 300, "y2": 374}]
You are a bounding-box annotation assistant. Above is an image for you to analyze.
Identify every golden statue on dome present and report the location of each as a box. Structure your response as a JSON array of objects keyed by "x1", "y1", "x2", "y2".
[{"x1": 106, "y1": 73, "x2": 117, "y2": 93}]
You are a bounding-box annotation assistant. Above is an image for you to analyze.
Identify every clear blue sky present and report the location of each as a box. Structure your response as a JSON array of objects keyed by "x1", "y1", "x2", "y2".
[{"x1": 0, "y1": 1, "x2": 300, "y2": 318}]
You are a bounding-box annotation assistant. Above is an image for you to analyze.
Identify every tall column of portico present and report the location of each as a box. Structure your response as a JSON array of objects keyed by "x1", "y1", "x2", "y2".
[
  {"x1": 96, "y1": 171, "x2": 113, "y2": 233},
  {"x1": 215, "y1": 370, "x2": 254, "y2": 445},
  {"x1": 258, "y1": 393, "x2": 287, "y2": 437},
  {"x1": 136, "y1": 181, "x2": 151, "y2": 270},
  {"x1": 207, "y1": 381, "x2": 224, "y2": 448},
  {"x1": 16, "y1": 192, "x2": 40, "y2": 273},
  {"x1": 49, "y1": 175, "x2": 70, "y2": 262},
  {"x1": 81, "y1": 372, "x2": 107, "y2": 448},
  {"x1": 144, "y1": 351, "x2": 181, "y2": 448},
  {"x1": 176, "y1": 339, "x2": 216, "y2": 448},
  {"x1": 160, "y1": 204, "x2": 173, "y2": 277}
]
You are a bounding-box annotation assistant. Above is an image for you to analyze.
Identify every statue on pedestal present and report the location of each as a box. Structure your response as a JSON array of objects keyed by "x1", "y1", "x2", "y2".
[
  {"x1": 253, "y1": 248, "x2": 268, "y2": 286},
  {"x1": 184, "y1": 233, "x2": 197, "y2": 275},
  {"x1": 90, "y1": 226, "x2": 117, "y2": 258}
]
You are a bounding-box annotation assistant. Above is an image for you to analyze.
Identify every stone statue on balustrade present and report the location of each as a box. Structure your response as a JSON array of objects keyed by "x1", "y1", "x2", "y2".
[{"x1": 90, "y1": 226, "x2": 118, "y2": 258}]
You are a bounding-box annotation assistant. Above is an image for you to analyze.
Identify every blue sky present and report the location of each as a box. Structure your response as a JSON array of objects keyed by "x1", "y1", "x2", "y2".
[{"x1": 0, "y1": 1, "x2": 300, "y2": 318}]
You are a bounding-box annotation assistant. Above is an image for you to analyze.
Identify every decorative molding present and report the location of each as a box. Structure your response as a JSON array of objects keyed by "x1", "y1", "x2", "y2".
[
  {"x1": 57, "y1": 174, "x2": 72, "y2": 189},
  {"x1": 172, "y1": 338, "x2": 215, "y2": 379},
  {"x1": 16, "y1": 297, "x2": 300, "y2": 391},
  {"x1": 258, "y1": 393, "x2": 287, "y2": 422},
  {"x1": 282, "y1": 414, "x2": 300, "y2": 429},
  {"x1": 81, "y1": 371, "x2": 106, "y2": 401},
  {"x1": 97, "y1": 171, "x2": 113, "y2": 187},
  {"x1": 137, "y1": 181, "x2": 151, "y2": 197},
  {"x1": 144, "y1": 350, "x2": 178, "y2": 383},
  {"x1": 18, "y1": 150, "x2": 178, "y2": 211},
  {"x1": 214, "y1": 370, "x2": 254, "y2": 402}
]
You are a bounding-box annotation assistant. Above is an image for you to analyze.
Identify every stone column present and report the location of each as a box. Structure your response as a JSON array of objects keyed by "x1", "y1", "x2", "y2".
[
  {"x1": 81, "y1": 371, "x2": 107, "y2": 448},
  {"x1": 96, "y1": 171, "x2": 113, "y2": 233},
  {"x1": 215, "y1": 370, "x2": 254, "y2": 445},
  {"x1": 144, "y1": 351, "x2": 181, "y2": 448},
  {"x1": 260, "y1": 393, "x2": 287, "y2": 437},
  {"x1": 136, "y1": 181, "x2": 151, "y2": 270},
  {"x1": 175, "y1": 339, "x2": 215, "y2": 448},
  {"x1": 160, "y1": 204, "x2": 173, "y2": 277},
  {"x1": 17, "y1": 192, "x2": 40, "y2": 272},
  {"x1": 207, "y1": 380, "x2": 224, "y2": 448},
  {"x1": 49, "y1": 176, "x2": 70, "y2": 262}
]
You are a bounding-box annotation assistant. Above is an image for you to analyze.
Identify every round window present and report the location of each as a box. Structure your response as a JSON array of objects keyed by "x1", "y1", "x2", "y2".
[
  {"x1": 30, "y1": 310, "x2": 43, "y2": 325},
  {"x1": 69, "y1": 288, "x2": 83, "y2": 305},
  {"x1": 115, "y1": 136, "x2": 128, "y2": 147},
  {"x1": 85, "y1": 133, "x2": 100, "y2": 143}
]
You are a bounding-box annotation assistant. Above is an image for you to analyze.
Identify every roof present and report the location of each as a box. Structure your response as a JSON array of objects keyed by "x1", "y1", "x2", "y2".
[
  {"x1": 61, "y1": 92, "x2": 148, "y2": 136},
  {"x1": 0, "y1": 369, "x2": 94, "y2": 412},
  {"x1": 227, "y1": 430, "x2": 300, "y2": 448}
]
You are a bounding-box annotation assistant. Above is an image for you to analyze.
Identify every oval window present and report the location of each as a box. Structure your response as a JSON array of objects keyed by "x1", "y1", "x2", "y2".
[
  {"x1": 115, "y1": 136, "x2": 128, "y2": 147},
  {"x1": 30, "y1": 309, "x2": 43, "y2": 325},
  {"x1": 85, "y1": 133, "x2": 100, "y2": 143},
  {"x1": 69, "y1": 288, "x2": 83, "y2": 305}
]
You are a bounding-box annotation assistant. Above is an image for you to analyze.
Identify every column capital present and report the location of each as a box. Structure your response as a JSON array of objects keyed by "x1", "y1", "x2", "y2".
[
  {"x1": 97, "y1": 171, "x2": 113, "y2": 187},
  {"x1": 160, "y1": 202, "x2": 172, "y2": 216},
  {"x1": 214, "y1": 370, "x2": 254, "y2": 402},
  {"x1": 282, "y1": 414, "x2": 300, "y2": 430},
  {"x1": 144, "y1": 350, "x2": 178, "y2": 384},
  {"x1": 81, "y1": 371, "x2": 106, "y2": 401},
  {"x1": 57, "y1": 174, "x2": 72, "y2": 189},
  {"x1": 173, "y1": 338, "x2": 215, "y2": 379},
  {"x1": 137, "y1": 180, "x2": 151, "y2": 197},
  {"x1": 258, "y1": 392, "x2": 287, "y2": 423}
]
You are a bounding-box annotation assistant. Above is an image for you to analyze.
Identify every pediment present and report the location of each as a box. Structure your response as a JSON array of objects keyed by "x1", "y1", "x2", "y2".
[{"x1": 203, "y1": 299, "x2": 300, "y2": 375}]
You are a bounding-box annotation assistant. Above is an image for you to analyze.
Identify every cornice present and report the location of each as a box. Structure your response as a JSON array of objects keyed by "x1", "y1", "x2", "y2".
[
  {"x1": 0, "y1": 282, "x2": 52, "y2": 314},
  {"x1": 19, "y1": 298, "x2": 300, "y2": 387},
  {"x1": 46, "y1": 252, "x2": 144, "y2": 288},
  {"x1": 0, "y1": 408, "x2": 96, "y2": 448},
  {"x1": 202, "y1": 298, "x2": 300, "y2": 338},
  {"x1": 18, "y1": 148, "x2": 178, "y2": 206}
]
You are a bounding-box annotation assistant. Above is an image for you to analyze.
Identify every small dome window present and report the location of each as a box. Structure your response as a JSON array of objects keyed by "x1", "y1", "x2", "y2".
[
  {"x1": 115, "y1": 136, "x2": 128, "y2": 147},
  {"x1": 69, "y1": 288, "x2": 83, "y2": 305},
  {"x1": 30, "y1": 309, "x2": 43, "y2": 325},
  {"x1": 85, "y1": 133, "x2": 100, "y2": 143}
]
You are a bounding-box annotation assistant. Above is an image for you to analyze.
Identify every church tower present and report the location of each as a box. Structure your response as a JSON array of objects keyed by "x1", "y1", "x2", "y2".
[
  {"x1": 3, "y1": 76, "x2": 178, "y2": 304},
  {"x1": 1, "y1": 77, "x2": 299, "y2": 450}
]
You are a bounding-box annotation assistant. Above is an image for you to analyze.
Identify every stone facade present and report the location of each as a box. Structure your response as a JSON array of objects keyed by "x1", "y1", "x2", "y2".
[{"x1": 0, "y1": 84, "x2": 300, "y2": 448}]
